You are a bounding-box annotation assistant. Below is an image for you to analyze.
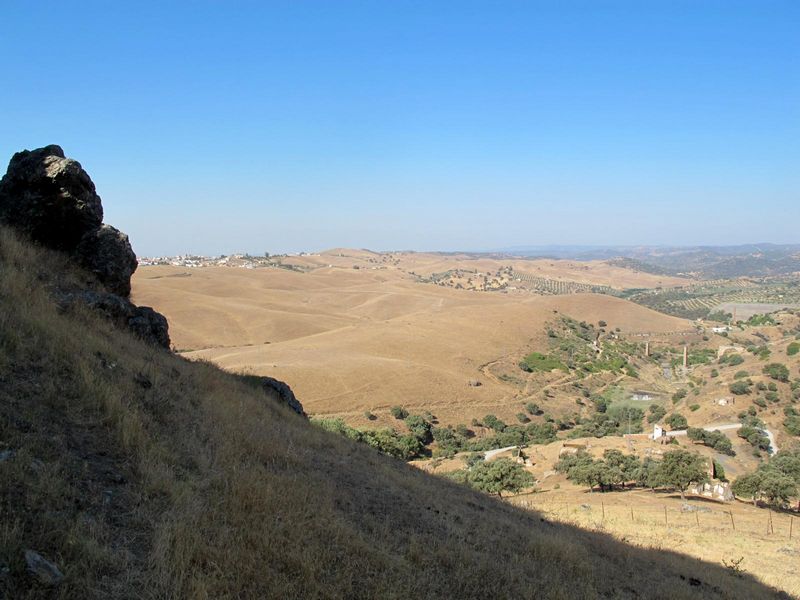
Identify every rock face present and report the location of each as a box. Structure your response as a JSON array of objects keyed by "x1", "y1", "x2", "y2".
[
  {"x1": 0, "y1": 145, "x2": 169, "y2": 348},
  {"x1": 57, "y1": 291, "x2": 170, "y2": 348},
  {"x1": 0, "y1": 145, "x2": 103, "y2": 252},
  {"x1": 75, "y1": 224, "x2": 137, "y2": 297},
  {"x1": 260, "y1": 376, "x2": 305, "y2": 416},
  {"x1": 24, "y1": 550, "x2": 63, "y2": 587},
  {"x1": 0, "y1": 145, "x2": 137, "y2": 298}
]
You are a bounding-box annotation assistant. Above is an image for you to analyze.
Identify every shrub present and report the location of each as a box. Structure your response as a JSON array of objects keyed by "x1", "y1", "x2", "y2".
[
  {"x1": 729, "y1": 381, "x2": 752, "y2": 395},
  {"x1": 516, "y1": 412, "x2": 530, "y2": 424},
  {"x1": 519, "y1": 352, "x2": 568, "y2": 373},
  {"x1": 734, "y1": 370, "x2": 749, "y2": 380},
  {"x1": 404, "y1": 414, "x2": 433, "y2": 444},
  {"x1": 785, "y1": 416, "x2": 800, "y2": 436},
  {"x1": 483, "y1": 414, "x2": 507, "y2": 432},
  {"x1": 524, "y1": 402, "x2": 541, "y2": 415},
  {"x1": 364, "y1": 411, "x2": 377, "y2": 421},
  {"x1": 788, "y1": 342, "x2": 800, "y2": 357},
  {"x1": 647, "y1": 404, "x2": 666, "y2": 423},
  {"x1": 665, "y1": 413, "x2": 688, "y2": 430},
  {"x1": 689, "y1": 404, "x2": 700, "y2": 412},
  {"x1": 721, "y1": 353, "x2": 744, "y2": 366},
  {"x1": 390, "y1": 406, "x2": 409, "y2": 420},
  {"x1": 465, "y1": 458, "x2": 535, "y2": 496},
  {"x1": 754, "y1": 398, "x2": 767, "y2": 409},
  {"x1": 763, "y1": 363, "x2": 790, "y2": 383},
  {"x1": 671, "y1": 389, "x2": 687, "y2": 404}
]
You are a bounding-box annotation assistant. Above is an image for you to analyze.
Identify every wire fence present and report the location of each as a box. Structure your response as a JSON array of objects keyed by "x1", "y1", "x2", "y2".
[{"x1": 508, "y1": 495, "x2": 798, "y2": 541}]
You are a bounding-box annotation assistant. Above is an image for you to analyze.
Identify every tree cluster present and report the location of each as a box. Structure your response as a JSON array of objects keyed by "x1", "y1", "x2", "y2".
[
  {"x1": 732, "y1": 449, "x2": 800, "y2": 507},
  {"x1": 686, "y1": 427, "x2": 735, "y2": 455},
  {"x1": 555, "y1": 448, "x2": 709, "y2": 500}
]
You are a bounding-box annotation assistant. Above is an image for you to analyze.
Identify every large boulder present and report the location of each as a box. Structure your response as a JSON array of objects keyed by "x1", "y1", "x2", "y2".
[
  {"x1": 75, "y1": 224, "x2": 137, "y2": 297},
  {"x1": 260, "y1": 376, "x2": 305, "y2": 416},
  {"x1": 128, "y1": 306, "x2": 170, "y2": 349},
  {"x1": 56, "y1": 290, "x2": 171, "y2": 349},
  {"x1": 0, "y1": 145, "x2": 103, "y2": 251}
]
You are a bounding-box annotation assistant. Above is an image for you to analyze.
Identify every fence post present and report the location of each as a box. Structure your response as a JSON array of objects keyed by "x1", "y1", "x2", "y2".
[
  {"x1": 601, "y1": 501, "x2": 605, "y2": 521},
  {"x1": 630, "y1": 506, "x2": 634, "y2": 523},
  {"x1": 728, "y1": 510, "x2": 736, "y2": 531},
  {"x1": 695, "y1": 511, "x2": 699, "y2": 527},
  {"x1": 790, "y1": 517, "x2": 794, "y2": 540},
  {"x1": 664, "y1": 505, "x2": 668, "y2": 527}
]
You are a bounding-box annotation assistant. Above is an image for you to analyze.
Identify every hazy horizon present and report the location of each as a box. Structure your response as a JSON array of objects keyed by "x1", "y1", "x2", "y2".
[{"x1": 2, "y1": 2, "x2": 798, "y2": 256}]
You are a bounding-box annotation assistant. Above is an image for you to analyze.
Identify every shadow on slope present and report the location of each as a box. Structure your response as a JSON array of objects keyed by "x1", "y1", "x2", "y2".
[{"x1": 0, "y1": 227, "x2": 788, "y2": 599}]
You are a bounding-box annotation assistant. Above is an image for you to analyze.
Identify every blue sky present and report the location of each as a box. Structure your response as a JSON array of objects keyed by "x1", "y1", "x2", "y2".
[{"x1": 2, "y1": 1, "x2": 798, "y2": 255}]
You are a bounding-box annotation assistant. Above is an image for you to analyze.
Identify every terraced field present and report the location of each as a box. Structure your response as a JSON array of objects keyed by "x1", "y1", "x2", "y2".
[
  {"x1": 511, "y1": 272, "x2": 619, "y2": 295},
  {"x1": 625, "y1": 277, "x2": 800, "y2": 320}
]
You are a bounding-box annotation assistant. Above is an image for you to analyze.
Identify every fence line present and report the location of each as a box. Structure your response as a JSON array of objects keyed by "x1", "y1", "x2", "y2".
[{"x1": 509, "y1": 497, "x2": 798, "y2": 540}]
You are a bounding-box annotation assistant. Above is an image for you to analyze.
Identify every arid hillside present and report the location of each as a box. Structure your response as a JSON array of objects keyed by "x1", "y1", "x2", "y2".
[
  {"x1": 0, "y1": 223, "x2": 788, "y2": 600},
  {"x1": 134, "y1": 262, "x2": 692, "y2": 426}
]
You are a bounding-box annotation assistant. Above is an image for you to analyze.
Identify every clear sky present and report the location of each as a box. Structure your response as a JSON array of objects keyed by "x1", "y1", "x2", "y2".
[{"x1": 2, "y1": 1, "x2": 798, "y2": 256}]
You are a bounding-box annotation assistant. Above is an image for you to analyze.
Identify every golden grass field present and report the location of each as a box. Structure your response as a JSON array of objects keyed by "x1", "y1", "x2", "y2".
[
  {"x1": 4, "y1": 227, "x2": 790, "y2": 599},
  {"x1": 133, "y1": 253, "x2": 693, "y2": 427}
]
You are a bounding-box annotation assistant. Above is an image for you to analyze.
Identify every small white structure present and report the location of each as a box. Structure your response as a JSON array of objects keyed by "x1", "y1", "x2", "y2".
[
  {"x1": 711, "y1": 326, "x2": 731, "y2": 334},
  {"x1": 716, "y1": 398, "x2": 733, "y2": 406},
  {"x1": 652, "y1": 424, "x2": 665, "y2": 440}
]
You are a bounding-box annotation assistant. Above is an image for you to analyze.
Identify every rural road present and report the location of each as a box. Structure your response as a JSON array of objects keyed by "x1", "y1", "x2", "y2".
[{"x1": 666, "y1": 422, "x2": 777, "y2": 455}]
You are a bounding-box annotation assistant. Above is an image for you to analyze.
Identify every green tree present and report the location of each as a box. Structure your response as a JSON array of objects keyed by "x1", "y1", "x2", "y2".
[
  {"x1": 729, "y1": 381, "x2": 751, "y2": 395},
  {"x1": 763, "y1": 363, "x2": 790, "y2": 383},
  {"x1": 732, "y1": 472, "x2": 763, "y2": 506},
  {"x1": 656, "y1": 450, "x2": 709, "y2": 501},
  {"x1": 760, "y1": 473, "x2": 798, "y2": 505},
  {"x1": 525, "y1": 402, "x2": 541, "y2": 415},
  {"x1": 404, "y1": 414, "x2": 433, "y2": 444},
  {"x1": 647, "y1": 404, "x2": 666, "y2": 423},
  {"x1": 665, "y1": 413, "x2": 688, "y2": 430},
  {"x1": 390, "y1": 406, "x2": 409, "y2": 420},
  {"x1": 467, "y1": 458, "x2": 534, "y2": 496}
]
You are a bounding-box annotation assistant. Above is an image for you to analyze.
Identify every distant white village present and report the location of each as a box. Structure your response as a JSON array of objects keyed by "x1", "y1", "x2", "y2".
[{"x1": 138, "y1": 252, "x2": 317, "y2": 269}]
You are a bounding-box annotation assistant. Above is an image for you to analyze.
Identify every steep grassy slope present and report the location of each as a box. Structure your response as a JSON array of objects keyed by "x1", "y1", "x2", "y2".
[{"x1": 0, "y1": 227, "x2": 786, "y2": 599}]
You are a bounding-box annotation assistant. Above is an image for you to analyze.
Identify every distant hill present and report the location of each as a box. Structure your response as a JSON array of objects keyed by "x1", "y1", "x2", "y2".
[
  {"x1": 495, "y1": 244, "x2": 800, "y2": 279},
  {"x1": 0, "y1": 144, "x2": 785, "y2": 598}
]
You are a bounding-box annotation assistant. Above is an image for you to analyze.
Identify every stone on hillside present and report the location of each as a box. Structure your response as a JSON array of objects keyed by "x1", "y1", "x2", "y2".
[
  {"x1": 128, "y1": 306, "x2": 170, "y2": 349},
  {"x1": 0, "y1": 145, "x2": 103, "y2": 251},
  {"x1": 260, "y1": 376, "x2": 305, "y2": 416},
  {"x1": 57, "y1": 290, "x2": 171, "y2": 349},
  {"x1": 75, "y1": 224, "x2": 137, "y2": 297},
  {"x1": 24, "y1": 550, "x2": 63, "y2": 587}
]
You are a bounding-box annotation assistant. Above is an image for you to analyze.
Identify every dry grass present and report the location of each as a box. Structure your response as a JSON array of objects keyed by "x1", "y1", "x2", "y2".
[
  {"x1": 0, "y1": 228, "x2": 789, "y2": 599},
  {"x1": 509, "y1": 489, "x2": 800, "y2": 597},
  {"x1": 132, "y1": 264, "x2": 691, "y2": 427}
]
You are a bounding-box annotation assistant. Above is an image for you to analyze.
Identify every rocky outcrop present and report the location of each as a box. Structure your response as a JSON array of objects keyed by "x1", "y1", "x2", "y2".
[
  {"x1": 0, "y1": 146, "x2": 170, "y2": 348},
  {"x1": 0, "y1": 145, "x2": 137, "y2": 298},
  {"x1": 56, "y1": 290, "x2": 170, "y2": 348},
  {"x1": 260, "y1": 376, "x2": 306, "y2": 416},
  {"x1": 75, "y1": 224, "x2": 137, "y2": 297},
  {"x1": 0, "y1": 145, "x2": 103, "y2": 251}
]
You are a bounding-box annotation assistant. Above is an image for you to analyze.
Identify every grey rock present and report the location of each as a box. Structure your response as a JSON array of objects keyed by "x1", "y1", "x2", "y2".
[
  {"x1": 24, "y1": 549, "x2": 63, "y2": 586},
  {"x1": 129, "y1": 306, "x2": 170, "y2": 349},
  {"x1": 57, "y1": 290, "x2": 170, "y2": 349},
  {"x1": 0, "y1": 449, "x2": 14, "y2": 463},
  {"x1": 680, "y1": 503, "x2": 711, "y2": 513},
  {"x1": 260, "y1": 376, "x2": 305, "y2": 416},
  {"x1": 0, "y1": 145, "x2": 103, "y2": 251},
  {"x1": 75, "y1": 224, "x2": 137, "y2": 297}
]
